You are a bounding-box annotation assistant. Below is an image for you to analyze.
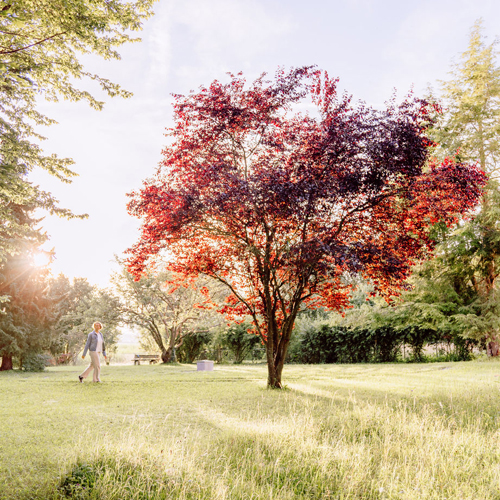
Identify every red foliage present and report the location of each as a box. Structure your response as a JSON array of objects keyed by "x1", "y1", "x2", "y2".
[{"x1": 126, "y1": 67, "x2": 486, "y2": 386}]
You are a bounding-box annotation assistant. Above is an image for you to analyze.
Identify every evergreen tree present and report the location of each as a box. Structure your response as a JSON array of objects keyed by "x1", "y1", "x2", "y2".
[
  {"x1": 431, "y1": 20, "x2": 500, "y2": 173},
  {"x1": 416, "y1": 20, "x2": 500, "y2": 353},
  {"x1": 0, "y1": 204, "x2": 58, "y2": 370}
]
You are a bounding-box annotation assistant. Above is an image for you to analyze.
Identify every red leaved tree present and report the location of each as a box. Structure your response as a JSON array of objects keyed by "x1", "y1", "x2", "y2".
[{"x1": 126, "y1": 68, "x2": 485, "y2": 388}]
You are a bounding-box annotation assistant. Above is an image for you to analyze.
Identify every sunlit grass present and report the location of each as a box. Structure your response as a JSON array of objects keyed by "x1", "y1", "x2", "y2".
[{"x1": 1, "y1": 360, "x2": 500, "y2": 499}]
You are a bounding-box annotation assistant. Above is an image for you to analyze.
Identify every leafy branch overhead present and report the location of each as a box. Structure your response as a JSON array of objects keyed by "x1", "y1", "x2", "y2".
[
  {"x1": 0, "y1": 0, "x2": 156, "y2": 262},
  {"x1": 0, "y1": 0, "x2": 155, "y2": 107}
]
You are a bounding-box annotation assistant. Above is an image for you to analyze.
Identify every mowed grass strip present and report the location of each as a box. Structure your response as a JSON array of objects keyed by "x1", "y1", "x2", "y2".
[{"x1": 1, "y1": 361, "x2": 500, "y2": 499}]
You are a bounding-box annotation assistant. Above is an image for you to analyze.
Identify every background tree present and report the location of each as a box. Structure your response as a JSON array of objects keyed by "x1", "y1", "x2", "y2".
[
  {"x1": 113, "y1": 263, "x2": 223, "y2": 363},
  {"x1": 0, "y1": 204, "x2": 57, "y2": 370},
  {"x1": 49, "y1": 275, "x2": 122, "y2": 363},
  {"x1": 175, "y1": 329, "x2": 213, "y2": 364},
  {"x1": 47, "y1": 275, "x2": 93, "y2": 362},
  {"x1": 127, "y1": 68, "x2": 485, "y2": 388},
  {"x1": 430, "y1": 19, "x2": 500, "y2": 173},
  {"x1": 372, "y1": 258, "x2": 480, "y2": 360},
  {"x1": 415, "y1": 20, "x2": 500, "y2": 353}
]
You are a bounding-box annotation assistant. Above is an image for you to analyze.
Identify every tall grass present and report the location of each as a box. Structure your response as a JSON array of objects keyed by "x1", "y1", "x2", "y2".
[{"x1": 1, "y1": 361, "x2": 500, "y2": 499}]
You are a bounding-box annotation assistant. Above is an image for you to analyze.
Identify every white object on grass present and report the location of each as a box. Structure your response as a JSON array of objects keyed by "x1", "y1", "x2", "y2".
[{"x1": 197, "y1": 360, "x2": 214, "y2": 371}]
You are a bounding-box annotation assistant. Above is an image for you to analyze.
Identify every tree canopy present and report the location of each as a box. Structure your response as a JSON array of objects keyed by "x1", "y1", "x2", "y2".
[
  {"x1": 127, "y1": 67, "x2": 485, "y2": 387},
  {"x1": 0, "y1": 0, "x2": 156, "y2": 369}
]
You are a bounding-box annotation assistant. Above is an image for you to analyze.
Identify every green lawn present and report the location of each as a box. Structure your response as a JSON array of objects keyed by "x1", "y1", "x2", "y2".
[{"x1": 1, "y1": 360, "x2": 500, "y2": 499}]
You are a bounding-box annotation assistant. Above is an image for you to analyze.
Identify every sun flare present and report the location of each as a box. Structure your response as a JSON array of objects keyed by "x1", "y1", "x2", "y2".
[{"x1": 32, "y1": 250, "x2": 52, "y2": 268}]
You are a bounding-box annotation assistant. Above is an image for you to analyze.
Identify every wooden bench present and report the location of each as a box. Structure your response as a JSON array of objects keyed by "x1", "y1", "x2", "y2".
[{"x1": 133, "y1": 354, "x2": 160, "y2": 365}]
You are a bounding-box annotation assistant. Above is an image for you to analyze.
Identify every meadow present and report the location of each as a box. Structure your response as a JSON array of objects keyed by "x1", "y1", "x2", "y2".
[{"x1": 1, "y1": 360, "x2": 500, "y2": 499}]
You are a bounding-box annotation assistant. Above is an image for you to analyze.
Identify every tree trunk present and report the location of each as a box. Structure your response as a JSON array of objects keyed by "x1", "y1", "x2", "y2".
[
  {"x1": 161, "y1": 348, "x2": 170, "y2": 363},
  {"x1": 0, "y1": 355, "x2": 13, "y2": 371},
  {"x1": 487, "y1": 341, "x2": 498, "y2": 356},
  {"x1": 162, "y1": 326, "x2": 179, "y2": 363},
  {"x1": 147, "y1": 324, "x2": 169, "y2": 363},
  {"x1": 267, "y1": 362, "x2": 281, "y2": 388},
  {"x1": 168, "y1": 327, "x2": 176, "y2": 362},
  {"x1": 265, "y1": 325, "x2": 281, "y2": 388},
  {"x1": 266, "y1": 348, "x2": 288, "y2": 388},
  {"x1": 265, "y1": 325, "x2": 293, "y2": 389},
  {"x1": 487, "y1": 334, "x2": 499, "y2": 357},
  {"x1": 162, "y1": 345, "x2": 177, "y2": 363}
]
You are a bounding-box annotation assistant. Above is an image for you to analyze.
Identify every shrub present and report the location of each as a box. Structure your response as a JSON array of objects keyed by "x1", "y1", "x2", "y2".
[
  {"x1": 219, "y1": 323, "x2": 260, "y2": 364},
  {"x1": 206, "y1": 331, "x2": 230, "y2": 363},
  {"x1": 298, "y1": 325, "x2": 372, "y2": 364},
  {"x1": 21, "y1": 352, "x2": 50, "y2": 372},
  {"x1": 176, "y1": 330, "x2": 213, "y2": 363},
  {"x1": 58, "y1": 455, "x2": 202, "y2": 499},
  {"x1": 286, "y1": 329, "x2": 305, "y2": 363},
  {"x1": 369, "y1": 326, "x2": 404, "y2": 362},
  {"x1": 291, "y1": 322, "x2": 476, "y2": 364},
  {"x1": 402, "y1": 326, "x2": 438, "y2": 361},
  {"x1": 442, "y1": 334, "x2": 477, "y2": 361},
  {"x1": 250, "y1": 345, "x2": 266, "y2": 362},
  {"x1": 299, "y1": 324, "x2": 339, "y2": 364}
]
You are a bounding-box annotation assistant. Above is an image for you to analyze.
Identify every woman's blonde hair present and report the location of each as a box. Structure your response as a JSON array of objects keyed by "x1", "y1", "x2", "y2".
[{"x1": 93, "y1": 321, "x2": 102, "y2": 330}]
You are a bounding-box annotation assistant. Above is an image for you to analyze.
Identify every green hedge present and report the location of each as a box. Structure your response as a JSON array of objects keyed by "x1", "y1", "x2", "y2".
[{"x1": 288, "y1": 324, "x2": 475, "y2": 364}]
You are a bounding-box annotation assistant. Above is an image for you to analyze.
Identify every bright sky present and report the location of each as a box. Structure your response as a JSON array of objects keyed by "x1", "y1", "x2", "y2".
[{"x1": 30, "y1": 0, "x2": 500, "y2": 288}]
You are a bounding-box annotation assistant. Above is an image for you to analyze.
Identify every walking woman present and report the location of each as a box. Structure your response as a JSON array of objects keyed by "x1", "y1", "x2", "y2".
[{"x1": 79, "y1": 322, "x2": 107, "y2": 383}]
